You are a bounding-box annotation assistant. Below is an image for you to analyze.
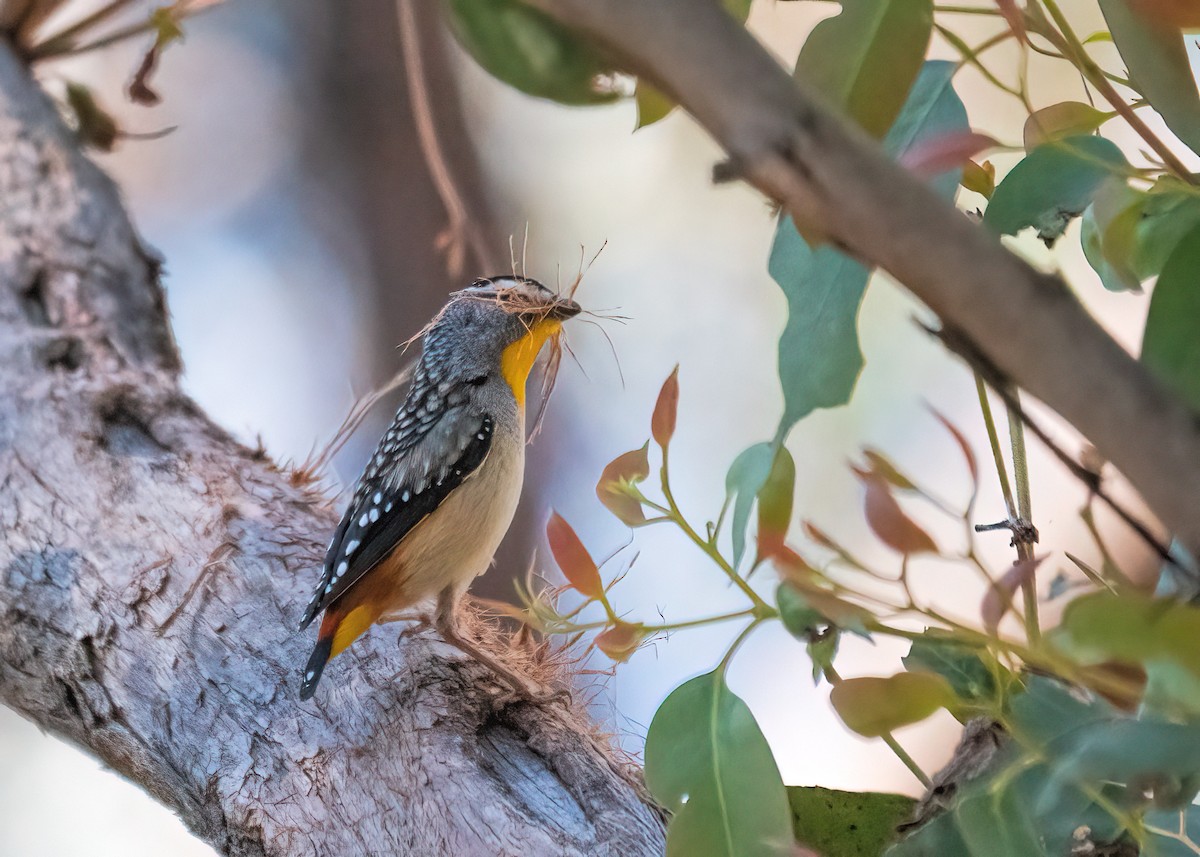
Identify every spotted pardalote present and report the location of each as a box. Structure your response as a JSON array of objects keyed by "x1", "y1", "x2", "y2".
[{"x1": 297, "y1": 276, "x2": 580, "y2": 700}]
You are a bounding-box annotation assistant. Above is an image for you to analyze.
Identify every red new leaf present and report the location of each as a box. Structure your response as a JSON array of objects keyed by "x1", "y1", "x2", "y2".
[
  {"x1": 595, "y1": 620, "x2": 647, "y2": 663},
  {"x1": 546, "y1": 512, "x2": 604, "y2": 600},
  {"x1": 651, "y1": 365, "x2": 680, "y2": 448},
  {"x1": 859, "y1": 472, "x2": 938, "y2": 555},
  {"x1": 982, "y1": 555, "x2": 1046, "y2": 633},
  {"x1": 596, "y1": 442, "x2": 651, "y2": 525}
]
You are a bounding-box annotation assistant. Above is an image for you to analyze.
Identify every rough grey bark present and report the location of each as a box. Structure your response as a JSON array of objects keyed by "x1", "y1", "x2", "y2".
[
  {"x1": 527, "y1": 0, "x2": 1200, "y2": 561},
  {"x1": 0, "y1": 39, "x2": 664, "y2": 857}
]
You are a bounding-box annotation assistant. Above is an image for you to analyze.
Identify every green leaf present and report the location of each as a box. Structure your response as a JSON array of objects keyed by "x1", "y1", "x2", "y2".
[
  {"x1": 726, "y1": 442, "x2": 776, "y2": 568},
  {"x1": 645, "y1": 671, "x2": 794, "y2": 857},
  {"x1": 794, "y1": 0, "x2": 934, "y2": 138},
  {"x1": 768, "y1": 61, "x2": 967, "y2": 436},
  {"x1": 1054, "y1": 590, "x2": 1200, "y2": 717},
  {"x1": 831, "y1": 672, "x2": 956, "y2": 737},
  {"x1": 756, "y1": 441, "x2": 796, "y2": 558},
  {"x1": 788, "y1": 786, "x2": 915, "y2": 857},
  {"x1": 984, "y1": 136, "x2": 1127, "y2": 246},
  {"x1": 1142, "y1": 221, "x2": 1200, "y2": 413},
  {"x1": 634, "y1": 81, "x2": 675, "y2": 130},
  {"x1": 443, "y1": 0, "x2": 618, "y2": 106},
  {"x1": 1006, "y1": 674, "x2": 1116, "y2": 750},
  {"x1": 903, "y1": 633, "x2": 1000, "y2": 703},
  {"x1": 954, "y1": 782, "x2": 1045, "y2": 857},
  {"x1": 1100, "y1": 0, "x2": 1200, "y2": 155},
  {"x1": 1046, "y1": 719, "x2": 1200, "y2": 811},
  {"x1": 1023, "y1": 101, "x2": 1112, "y2": 150},
  {"x1": 778, "y1": 580, "x2": 874, "y2": 640},
  {"x1": 1133, "y1": 182, "x2": 1200, "y2": 278}
]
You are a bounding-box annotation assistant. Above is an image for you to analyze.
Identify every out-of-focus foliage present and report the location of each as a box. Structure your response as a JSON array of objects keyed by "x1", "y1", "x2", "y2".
[{"x1": 447, "y1": 1, "x2": 1200, "y2": 855}]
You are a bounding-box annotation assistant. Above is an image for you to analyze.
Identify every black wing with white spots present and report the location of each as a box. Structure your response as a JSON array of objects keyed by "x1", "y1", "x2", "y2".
[{"x1": 298, "y1": 378, "x2": 494, "y2": 630}]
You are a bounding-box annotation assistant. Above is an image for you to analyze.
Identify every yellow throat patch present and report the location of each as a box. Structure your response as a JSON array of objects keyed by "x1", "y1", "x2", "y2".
[{"x1": 500, "y1": 318, "x2": 561, "y2": 407}]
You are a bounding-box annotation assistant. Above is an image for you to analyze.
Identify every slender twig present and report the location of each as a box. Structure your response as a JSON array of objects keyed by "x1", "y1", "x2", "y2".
[
  {"x1": 396, "y1": 0, "x2": 497, "y2": 276},
  {"x1": 659, "y1": 446, "x2": 773, "y2": 613},
  {"x1": 1005, "y1": 388, "x2": 1039, "y2": 642},
  {"x1": 935, "y1": 324, "x2": 1180, "y2": 568},
  {"x1": 976, "y1": 374, "x2": 1017, "y2": 519},
  {"x1": 1037, "y1": 0, "x2": 1194, "y2": 183}
]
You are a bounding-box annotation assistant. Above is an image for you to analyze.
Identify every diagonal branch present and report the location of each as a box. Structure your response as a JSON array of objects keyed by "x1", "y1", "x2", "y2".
[
  {"x1": 0, "y1": 39, "x2": 662, "y2": 857},
  {"x1": 523, "y1": 0, "x2": 1200, "y2": 561}
]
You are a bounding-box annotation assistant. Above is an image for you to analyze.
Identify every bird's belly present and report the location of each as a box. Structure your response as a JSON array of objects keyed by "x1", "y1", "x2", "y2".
[{"x1": 389, "y1": 434, "x2": 525, "y2": 604}]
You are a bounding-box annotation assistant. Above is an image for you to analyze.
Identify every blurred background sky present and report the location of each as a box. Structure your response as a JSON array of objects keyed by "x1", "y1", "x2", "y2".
[{"x1": 2, "y1": 2, "x2": 1195, "y2": 854}]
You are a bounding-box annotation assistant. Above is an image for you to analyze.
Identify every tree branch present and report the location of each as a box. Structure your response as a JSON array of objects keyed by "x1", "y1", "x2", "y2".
[
  {"x1": 0, "y1": 39, "x2": 662, "y2": 857},
  {"x1": 524, "y1": 0, "x2": 1200, "y2": 559}
]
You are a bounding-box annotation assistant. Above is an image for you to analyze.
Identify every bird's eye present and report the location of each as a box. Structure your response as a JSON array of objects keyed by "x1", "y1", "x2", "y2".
[{"x1": 467, "y1": 374, "x2": 488, "y2": 387}]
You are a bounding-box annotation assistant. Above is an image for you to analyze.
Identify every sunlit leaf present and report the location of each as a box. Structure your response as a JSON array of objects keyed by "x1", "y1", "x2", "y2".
[
  {"x1": 596, "y1": 442, "x2": 650, "y2": 526},
  {"x1": 831, "y1": 672, "x2": 955, "y2": 737},
  {"x1": 981, "y1": 555, "x2": 1046, "y2": 633},
  {"x1": 788, "y1": 786, "x2": 915, "y2": 857},
  {"x1": 984, "y1": 136, "x2": 1127, "y2": 246},
  {"x1": 859, "y1": 472, "x2": 938, "y2": 555},
  {"x1": 1082, "y1": 181, "x2": 1146, "y2": 292},
  {"x1": 646, "y1": 671, "x2": 794, "y2": 857},
  {"x1": 1142, "y1": 221, "x2": 1200, "y2": 413},
  {"x1": 595, "y1": 620, "x2": 647, "y2": 663},
  {"x1": 1100, "y1": 0, "x2": 1200, "y2": 154},
  {"x1": 444, "y1": 0, "x2": 619, "y2": 106},
  {"x1": 795, "y1": 0, "x2": 934, "y2": 139},
  {"x1": 769, "y1": 61, "x2": 967, "y2": 437},
  {"x1": 962, "y1": 159, "x2": 996, "y2": 198},
  {"x1": 757, "y1": 445, "x2": 796, "y2": 558},
  {"x1": 652, "y1": 365, "x2": 680, "y2": 448},
  {"x1": 1023, "y1": 101, "x2": 1112, "y2": 151},
  {"x1": 726, "y1": 442, "x2": 776, "y2": 569},
  {"x1": 546, "y1": 511, "x2": 604, "y2": 599}
]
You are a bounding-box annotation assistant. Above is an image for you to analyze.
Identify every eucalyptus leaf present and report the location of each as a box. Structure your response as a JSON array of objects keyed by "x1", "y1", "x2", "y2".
[
  {"x1": 1143, "y1": 223, "x2": 1200, "y2": 413},
  {"x1": 1100, "y1": 0, "x2": 1200, "y2": 155},
  {"x1": 645, "y1": 671, "x2": 794, "y2": 857},
  {"x1": 768, "y1": 61, "x2": 966, "y2": 437},
  {"x1": 795, "y1": 0, "x2": 934, "y2": 138},
  {"x1": 984, "y1": 136, "x2": 1127, "y2": 246},
  {"x1": 443, "y1": 0, "x2": 618, "y2": 106},
  {"x1": 903, "y1": 633, "x2": 999, "y2": 703},
  {"x1": 788, "y1": 786, "x2": 915, "y2": 857},
  {"x1": 725, "y1": 442, "x2": 775, "y2": 569}
]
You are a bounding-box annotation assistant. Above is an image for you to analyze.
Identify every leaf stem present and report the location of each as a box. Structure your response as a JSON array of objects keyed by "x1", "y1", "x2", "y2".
[
  {"x1": 660, "y1": 446, "x2": 773, "y2": 614},
  {"x1": 1006, "y1": 388, "x2": 1040, "y2": 642},
  {"x1": 824, "y1": 664, "x2": 931, "y2": 787},
  {"x1": 1036, "y1": 0, "x2": 1195, "y2": 183},
  {"x1": 975, "y1": 373, "x2": 1017, "y2": 519}
]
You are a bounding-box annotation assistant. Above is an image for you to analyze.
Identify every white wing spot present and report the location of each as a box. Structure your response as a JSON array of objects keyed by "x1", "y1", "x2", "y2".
[
  {"x1": 359, "y1": 513, "x2": 369, "y2": 528},
  {"x1": 336, "y1": 561, "x2": 348, "y2": 578},
  {"x1": 306, "y1": 670, "x2": 315, "y2": 681},
  {"x1": 477, "y1": 433, "x2": 485, "y2": 440},
  {"x1": 384, "y1": 502, "x2": 393, "y2": 512},
  {"x1": 373, "y1": 492, "x2": 382, "y2": 505},
  {"x1": 369, "y1": 508, "x2": 380, "y2": 522},
  {"x1": 402, "y1": 490, "x2": 410, "y2": 502},
  {"x1": 345, "y1": 539, "x2": 359, "y2": 555}
]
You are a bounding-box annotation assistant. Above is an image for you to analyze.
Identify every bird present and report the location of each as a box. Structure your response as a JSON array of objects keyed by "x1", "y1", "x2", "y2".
[{"x1": 297, "y1": 275, "x2": 581, "y2": 701}]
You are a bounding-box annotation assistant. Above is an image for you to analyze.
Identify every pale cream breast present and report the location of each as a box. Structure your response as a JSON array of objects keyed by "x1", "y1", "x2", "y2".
[{"x1": 388, "y1": 423, "x2": 526, "y2": 606}]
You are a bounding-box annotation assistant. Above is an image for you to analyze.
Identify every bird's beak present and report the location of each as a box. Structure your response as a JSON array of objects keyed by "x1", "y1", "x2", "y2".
[{"x1": 550, "y1": 298, "x2": 582, "y2": 321}]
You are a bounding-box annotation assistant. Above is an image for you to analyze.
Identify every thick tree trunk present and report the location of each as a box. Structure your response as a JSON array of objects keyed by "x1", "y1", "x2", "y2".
[{"x1": 0, "y1": 38, "x2": 664, "y2": 857}]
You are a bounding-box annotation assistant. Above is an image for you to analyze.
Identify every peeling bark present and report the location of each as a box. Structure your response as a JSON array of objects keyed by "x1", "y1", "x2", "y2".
[{"x1": 0, "y1": 40, "x2": 664, "y2": 857}]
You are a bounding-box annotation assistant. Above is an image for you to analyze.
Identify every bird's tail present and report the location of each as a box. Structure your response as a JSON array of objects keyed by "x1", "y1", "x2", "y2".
[{"x1": 299, "y1": 603, "x2": 379, "y2": 701}]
